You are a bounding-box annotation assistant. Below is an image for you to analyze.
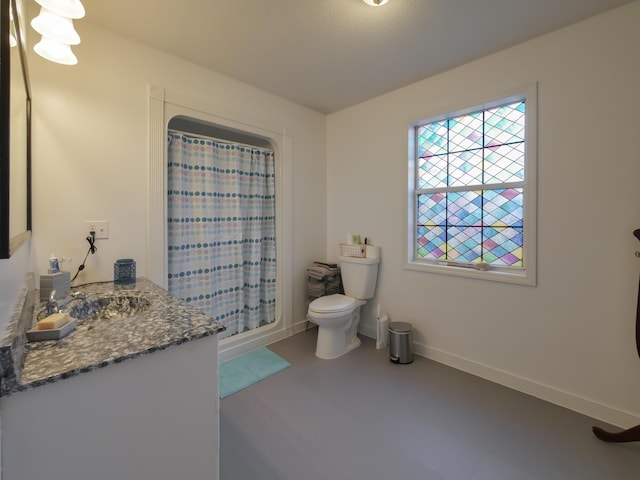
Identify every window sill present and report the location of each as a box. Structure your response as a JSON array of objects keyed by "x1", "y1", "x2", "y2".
[{"x1": 404, "y1": 260, "x2": 536, "y2": 286}]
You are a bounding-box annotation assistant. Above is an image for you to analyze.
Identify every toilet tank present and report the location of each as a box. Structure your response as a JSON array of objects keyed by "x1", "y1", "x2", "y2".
[{"x1": 339, "y1": 255, "x2": 380, "y2": 300}]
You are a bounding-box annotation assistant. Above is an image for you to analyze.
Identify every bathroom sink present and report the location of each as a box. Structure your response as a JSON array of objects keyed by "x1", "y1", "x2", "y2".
[{"x1": 68, "y1": 293, "x2": 152, "y2": 321}]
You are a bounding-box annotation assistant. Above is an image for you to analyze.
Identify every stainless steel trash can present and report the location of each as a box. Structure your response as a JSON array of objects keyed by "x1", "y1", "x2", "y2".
[{"x1": 388, "y1": 321, "x2": 413, "y2": 364}]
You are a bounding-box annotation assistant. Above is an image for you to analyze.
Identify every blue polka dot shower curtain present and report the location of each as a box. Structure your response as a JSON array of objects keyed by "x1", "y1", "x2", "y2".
[{"x1": 167, "y1": 130, "x2": 276, "y2": 339}]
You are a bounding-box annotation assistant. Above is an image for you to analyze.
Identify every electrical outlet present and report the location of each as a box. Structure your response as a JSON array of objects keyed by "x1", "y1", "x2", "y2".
[{"x1": 85, "y1": 220, "x2": 109, "y2": 239}]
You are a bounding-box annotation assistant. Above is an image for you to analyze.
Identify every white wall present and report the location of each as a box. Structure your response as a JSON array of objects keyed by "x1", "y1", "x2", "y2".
[
  {"x1": 327, "y1": 1, "x2": 640, "y2": 427},
  {"x1": 0, "y1": 240, "x2": 34, "y2": 333},
  {"x1": 24, "y1": 16, "x2": 327, "y2": 332}
]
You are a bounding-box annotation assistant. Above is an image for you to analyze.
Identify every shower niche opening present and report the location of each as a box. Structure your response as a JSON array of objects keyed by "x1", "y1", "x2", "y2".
[{"x1": 167, "y1": 115, "x2": 279, "y2": 341}]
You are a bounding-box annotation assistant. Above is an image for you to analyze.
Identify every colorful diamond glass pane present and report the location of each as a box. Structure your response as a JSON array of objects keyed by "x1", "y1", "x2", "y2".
[
  {"x1": 417, "y1": 122, "x2": 447, "y2": 158},
  {"x1": 483, "y1": 188, "x2": 523, "y2": 227},
  {"x1": 449, "y1": 150, "x2": 482, "y2": 187},
  {"x1": 482, "y1": 227, "x2": 523, "y2": 266},
  {"x1": 485, "y1": 143, "x2": 524, "y2": 184},
  {"x1": 414, "y1": 99, "x2": 526, "y2": 268},
  {"x1": 416, "y1": 225, "x2": 446, "y2": 259},
  {"x1": 417, "y1": 193, "x2": 446, "y2": 227},
  {"x1": 447, "y1": 226, "x2": 482, "y2": 262},
  {"x1": 448, "y1": 113, "x2": 483, "y2": 152},
  {"x1": 485, "y1": 101, "x2": 525, "y2": 147},
  {"x1": 417, "y1": 154, "x2": 447, "y2": 189},
  {"x1": 448, "y1": 191, "x2": 482, "y2": 226}
]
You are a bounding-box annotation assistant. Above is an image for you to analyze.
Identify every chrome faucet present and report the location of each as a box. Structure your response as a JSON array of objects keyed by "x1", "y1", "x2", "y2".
[
  {"x1": 46, "y1": 290, "x2": 59, "y2": 316},
  {"x1": 43, "y1": 291, "x2": 88, "y2": 317},
  {"x1": 58, "y1": 292, "x2": 88, "y2": 311}
]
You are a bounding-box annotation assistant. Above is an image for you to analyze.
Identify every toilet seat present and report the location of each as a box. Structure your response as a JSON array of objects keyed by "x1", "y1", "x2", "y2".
[{"x1": 309, "y1": 294, "x2": 357, "y2": 315}]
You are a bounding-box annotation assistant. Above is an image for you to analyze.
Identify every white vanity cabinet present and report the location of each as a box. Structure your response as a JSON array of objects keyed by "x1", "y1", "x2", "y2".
[{"x1": 0, "y1": 335, "x2": 219, "y2": 480}]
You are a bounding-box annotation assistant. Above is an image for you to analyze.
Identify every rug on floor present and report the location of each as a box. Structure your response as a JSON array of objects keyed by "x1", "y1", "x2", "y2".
[{"x1": 219, "y1": 347, "x2": 291, "y2": 398}]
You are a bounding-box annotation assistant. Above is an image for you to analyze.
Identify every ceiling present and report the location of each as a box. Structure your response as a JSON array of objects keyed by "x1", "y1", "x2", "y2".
[{"x1": 80, "y1": 0, "x2": 634, "y2": 114}]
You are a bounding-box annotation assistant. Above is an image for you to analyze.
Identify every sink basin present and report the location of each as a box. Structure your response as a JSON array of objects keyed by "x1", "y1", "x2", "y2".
[{"x1": 68, "y1": 294, "x2": 152, "y2": 321}]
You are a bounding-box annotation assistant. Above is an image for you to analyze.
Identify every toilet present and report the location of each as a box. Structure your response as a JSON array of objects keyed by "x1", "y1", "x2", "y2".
[{"x1": 307, "y1": 249, "x2": 380, "y2": 359}]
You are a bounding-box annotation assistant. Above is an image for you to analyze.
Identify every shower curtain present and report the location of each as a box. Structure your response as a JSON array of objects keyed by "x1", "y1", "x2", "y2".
[{"x1": 167, "y1": 130, "x2": 276, "y2": 339}]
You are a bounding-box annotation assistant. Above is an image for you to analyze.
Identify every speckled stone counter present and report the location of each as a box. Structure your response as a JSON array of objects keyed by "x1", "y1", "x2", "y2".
[{"x1": 0, "y1": 276, "x2": 224, "y2": 396}]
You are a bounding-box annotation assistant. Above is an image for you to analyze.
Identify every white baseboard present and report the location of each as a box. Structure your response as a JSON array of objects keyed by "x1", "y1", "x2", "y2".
[{"x1": 358, "y1": 325, "x2": 640, "y2": 429}]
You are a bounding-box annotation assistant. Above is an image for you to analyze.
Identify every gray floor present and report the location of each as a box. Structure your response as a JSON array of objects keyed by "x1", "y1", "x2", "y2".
[{"x1": 220, "y1": 330, "x2": 640, "y2": 480}]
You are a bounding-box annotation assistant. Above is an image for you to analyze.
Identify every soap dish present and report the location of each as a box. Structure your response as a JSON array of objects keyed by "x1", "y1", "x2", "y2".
[{"x1": 26, "y1": 319, "x2": 77, "y2": 342}]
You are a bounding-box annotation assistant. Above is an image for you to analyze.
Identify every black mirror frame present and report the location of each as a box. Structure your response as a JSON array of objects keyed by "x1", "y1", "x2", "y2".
[{"x1": 0, "y1": 0, "x2": 32, "y2": 259}]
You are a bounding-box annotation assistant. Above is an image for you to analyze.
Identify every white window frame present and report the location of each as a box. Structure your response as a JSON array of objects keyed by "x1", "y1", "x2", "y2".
[{"x1": 405, "y1": 83, "x2": 537, "y2": 286}]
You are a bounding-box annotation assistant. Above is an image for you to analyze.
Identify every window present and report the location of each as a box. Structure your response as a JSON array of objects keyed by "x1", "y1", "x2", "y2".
[{"x1": 407, "y1": 87, "x2": 537, "y2": 285}]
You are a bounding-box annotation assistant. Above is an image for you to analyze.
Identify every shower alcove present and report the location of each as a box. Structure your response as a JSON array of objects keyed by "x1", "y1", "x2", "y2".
[{"x1": 149, "y1": 86, "x2": 293, "y2": 360}]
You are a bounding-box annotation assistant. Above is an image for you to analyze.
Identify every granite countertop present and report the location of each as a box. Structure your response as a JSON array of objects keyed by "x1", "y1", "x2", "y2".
[{"x1": 0, "y1": 276, "x2": 224, "y2": 396}]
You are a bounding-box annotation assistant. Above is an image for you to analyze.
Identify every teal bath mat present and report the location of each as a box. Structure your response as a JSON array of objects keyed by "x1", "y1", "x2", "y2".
[{"x1": 219, "y1": 347, "x2": 291, "y2": 398}]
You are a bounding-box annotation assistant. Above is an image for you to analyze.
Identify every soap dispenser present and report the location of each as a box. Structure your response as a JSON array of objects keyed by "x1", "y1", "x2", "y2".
[{"x1": 48, "y1": 254, "x2": 60, "y2": 274}]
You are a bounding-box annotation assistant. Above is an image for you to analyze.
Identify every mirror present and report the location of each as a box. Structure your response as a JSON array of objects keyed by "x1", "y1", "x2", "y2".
[{"x1": 0, "y1": 0, "x2": 31, "y2": 258}]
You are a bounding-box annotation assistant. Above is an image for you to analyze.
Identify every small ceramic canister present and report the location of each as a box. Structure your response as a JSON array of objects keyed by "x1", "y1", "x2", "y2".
[{"x1": 114, "y1": 259, "x2": 136, "y2": 284}]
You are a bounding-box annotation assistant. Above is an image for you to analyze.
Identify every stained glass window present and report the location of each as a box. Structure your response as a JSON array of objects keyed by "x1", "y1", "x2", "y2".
[{"x1": 414, "y1": 100, "x2": 526, "y2": 267}]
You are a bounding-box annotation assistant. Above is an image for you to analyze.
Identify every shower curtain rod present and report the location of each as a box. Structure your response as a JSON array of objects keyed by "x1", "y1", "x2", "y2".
[{"x1": 169, "y1": 128, "x2": 273, "y2": 152}]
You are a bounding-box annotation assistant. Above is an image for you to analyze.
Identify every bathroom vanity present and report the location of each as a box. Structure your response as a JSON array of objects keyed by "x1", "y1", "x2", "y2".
[{"x1": 0, "y1": 276, "x2": 224, "y2": 480}]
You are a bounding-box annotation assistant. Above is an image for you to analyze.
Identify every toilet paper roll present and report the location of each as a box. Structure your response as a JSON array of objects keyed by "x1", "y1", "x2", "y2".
[
  {"x1": 346, "y1": 233, "x2": 354, "y2": 245},
  {"x1": 366, "y1": 245, "x2": 380, "y2": 259}
]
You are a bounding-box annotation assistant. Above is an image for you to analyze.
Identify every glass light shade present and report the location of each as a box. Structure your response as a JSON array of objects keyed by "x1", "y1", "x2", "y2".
[
  {"x1": 34, "y1": 36, "x2": 78, "y2": 65},
  {"x1": 362, "y1": 0, "x2": 390, "y2": 5},
  {"x1": 34, "y1": 0, "x2": 85, "y2": 19},
  {"x1": 32, "y1": 7, "x2": 80, "y2": 45},
  {"x1": 9, "y1": 4, "x2": 17, "y2": 46}
]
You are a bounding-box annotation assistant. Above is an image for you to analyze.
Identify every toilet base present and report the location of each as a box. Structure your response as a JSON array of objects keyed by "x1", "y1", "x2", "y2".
[
  {"x1": 315, "y1": 330, "x2": 361, "y2": 360},
  {"x1": 308, "y1": 297, "x2": 365, "y2": 360}
]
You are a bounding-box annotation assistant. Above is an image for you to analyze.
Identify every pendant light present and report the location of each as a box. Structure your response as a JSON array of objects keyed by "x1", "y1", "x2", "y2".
[
  {"x1": 30, "y1": 0, "x2": 85, "y2": 65},
  {"x1": 9, "y1": 7, "x2": 16, "y2": 47},
  {"x1": 34, "y1": 0, "x2": 85, "y2": 19},
  {"x1": 362, "y1": 0, "x2": 390, "y2": 6},
  {"x1": 33, "y1": 36, "x2": 78, "y2": 65},
  {"x1": 31, "y1": 7, "x2": 80, "y2": 45}
]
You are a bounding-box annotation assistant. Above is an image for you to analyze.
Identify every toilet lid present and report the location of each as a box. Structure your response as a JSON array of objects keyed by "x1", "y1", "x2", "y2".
[{"x1": 309, "y1": 294, "x2": 357, "y2": 314}]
